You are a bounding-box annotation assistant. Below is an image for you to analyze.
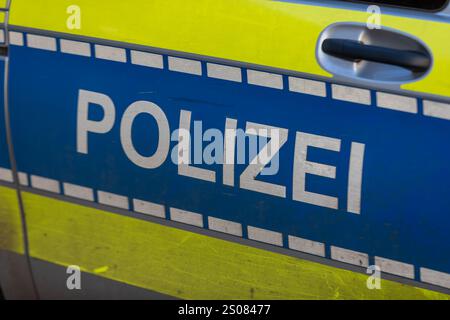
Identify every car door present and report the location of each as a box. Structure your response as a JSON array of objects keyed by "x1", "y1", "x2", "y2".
[{"x1": 4, "y1": 0, "x2": 450, "y2": 299}]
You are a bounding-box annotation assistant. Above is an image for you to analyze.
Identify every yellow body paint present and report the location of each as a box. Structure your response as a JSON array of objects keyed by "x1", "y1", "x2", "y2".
[
  {"x1": 9, "y1": 0, "x2": 450, "y2": 97},
  {"x1": 23, "y1": 192, "x2": 449, "y2": 300}
]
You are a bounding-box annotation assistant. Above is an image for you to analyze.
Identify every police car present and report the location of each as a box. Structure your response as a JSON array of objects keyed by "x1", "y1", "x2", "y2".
[{"x1": 0, "y1": 0, "x2": 449, "y2": 299}]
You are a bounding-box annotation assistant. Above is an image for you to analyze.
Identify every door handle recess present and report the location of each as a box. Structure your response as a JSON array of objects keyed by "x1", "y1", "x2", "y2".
[{"x1": 322, "y1": 38, "x2": 430, "y2": 73}]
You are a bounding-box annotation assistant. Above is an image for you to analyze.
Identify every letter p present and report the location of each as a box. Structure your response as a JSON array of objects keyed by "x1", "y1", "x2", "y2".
[{"x1": 77, "y1": 89, "x2": 116, "y2": 154}]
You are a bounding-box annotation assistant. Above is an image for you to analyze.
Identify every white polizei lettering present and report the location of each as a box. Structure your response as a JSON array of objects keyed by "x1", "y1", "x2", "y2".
[
  {"x1": 77, "y1": 89, "x2": 116, "y2": 154},
  {"x1": 239, "y1": 122, "x2": 288, "y2": 198},
  {"x1": 120, "y1": 101, "x2": 170, "y2": 169},
  {"x1": 178, "y1": 110, "x2": 216, "y2": 182},
  {"x1": 223, "y1": 118, "x2": 237, "y2": 187},
  {"x1": 293, "y1": 132, "x2": 341, "y2": 209},
  {"x1": 347, "y1": 142, "x2": 365, "y2": 214}
]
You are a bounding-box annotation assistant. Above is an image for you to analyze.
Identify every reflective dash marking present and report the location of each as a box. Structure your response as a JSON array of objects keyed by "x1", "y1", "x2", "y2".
[
  {"x1": 288, "y1": 236, "x2": 325, "y2": 257},
  {"x1": 332, "y1": 85, "x2": 371, "y2": 105},
  {"x1": 18, "y1": 172, "x2": 28, "y2": 186},
  {"x1": 207, "y1": 63, "x2": 242, "y2": 82},
  {"x1": 63, "y1": 183, "x2": 94, "y2": 201},
  {"x1": 94, "y1": 44, "x2": 126, "y2": 63},
  {"x1": 376, "y1": 92, "x2": 418, "y2": 114},
  {"x1": 0, "y1": 167, "x2": 13, "y2": 182},
  {"x1": 130, "y1": 50, "x2": 164, "y2": 69},
  {"x1": 375, "y1": 257, "x2": 414, "y2": 279},
  {"x1": 247, "y1": 226, "x2": 283, "y2": 246},
  {"x1": 97, "y1": 191, "x2": 129, "y2": 209},
  {"x1": 133, "y1": 199, "x2": 165, "y2": 218},
  {"x1": 289, "y1": 77, "x2": 326, "y2": 97},
  {"x1": 169, "y1": 207, "x2": 203, "y2": 227},
  {"x1": 420, "y1": 268, "x2": 450, "y2": 289},
  {"x1": 423, "y1": 100, "x2": 450, "y2": 121},
  {"x1": 347, "y1": 142, "x2": 365, "y2": 215},
  {"x1": 168, "y1": 57, "x2": 202, "y2": 76},
  {"x1": 208, "y1": 216, "x2": 242, "y2": 237},
  {"x1": 247, "y1": 70, "x2": 283, "y2": 89},
  {"x1": 331, "y1": 246, "x2": 369, "y2": 267},
  {"x1": 31, "y1": 175, "x2": 60, "y2": 193},
  {"x1": 27, "y1": 34, "x2": 57, "y2": 51},
  {"x1": 0, "y1": 30, "x2": 4, "y2": 43},
  {"x1": 60, "y1": 39, "x2": 91, "y2": 57},
  {"x1": 9, "y1": 31, "x2": 24, "y2": 46}
]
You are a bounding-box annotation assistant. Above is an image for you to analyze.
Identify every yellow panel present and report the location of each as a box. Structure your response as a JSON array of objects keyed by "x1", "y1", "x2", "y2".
[
  {"x1": 23, "y1": 191, "x2": 448, "y2": 300},
  {"x1": 8, "y1": 0, "x2": 450, "y2": 98},
  {"x1": 0, "y1": 185, "x2": 24, "y2": 254}
]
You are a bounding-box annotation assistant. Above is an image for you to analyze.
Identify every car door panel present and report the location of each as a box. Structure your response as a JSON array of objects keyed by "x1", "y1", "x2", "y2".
[{"x1": 4, "y1": 0, "x2": 450, "y2": 298}]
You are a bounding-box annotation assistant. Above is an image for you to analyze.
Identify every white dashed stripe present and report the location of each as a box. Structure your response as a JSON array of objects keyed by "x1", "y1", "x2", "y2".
[
  {"x1": 0, "y1": 30, "x2": 4, "y2": 43},
  {"x1": 332, "y1": 84, "x2": 371, "y2": 105},
  {"x1": 20, "y1": 171, "x2": 450, "y2": 286},
  {"x1": 94, "y1": 44, "x2": 126, "y2": 63},
  {"x1": 63, "y1": 182, "x2": 94, "y2": 201},
  {"x1": 207, "y1": 63, "x2": 242, "y2": 82},
  {"x1": 168, "y1": 57, "x2": 202, "y2": 76},
  {"x1": 170, "y1": 207, "x2": 204, "y2": 227},
  {"x1": 288, "y1": 235, "x2": 325, "y2": 257},
  {"x1": 9, "y1": 31, "x2": 24, "y2": 46},
  {"x1": 18, "y1": 172, "x2": 29, "y2": 186},
  {"x1": 60, "y1": 39, "x2": 91, "y2": 57},
  {"x1": 247, "y1": 226, "x2": 283, "y2": 246},
  {"x1": 27, "y1": 34, "x2": 57, "y2": 51},
  {"x1": 375, "y1": 256, "x2": 415, "y2": 279},
  {"x1": 208, "y1": 216, "x2": 242, "y2": 237},
  {"x1": 131, "y1": 50, "x2": 164, "y2": 69},
  {"x1": 420, "y1": 268, "x2": 450, "y2": 289},
  {"x1": 0, "y1": 167, "x2": 13, "y2": 182},
  {"x1": 377, "y1": 92, "x2": 418, "y2": 114},
  {"x1": 289, "y1": 77, "x2": 326, "y2": 97},
  {"x1": 97, "y1": 190, "x2": 129, "y2": 209},
  {"x1": 423, "y1": 100, "x2": 450, "y2": 121},
  {"x1": 133, "y1": 199, "x2": 165, "y2": 218},
  {"x1": 30, "y1": 175, "x2": 60, "y2": 193},
  {"x1": 331, "y1": 246, "x2": 369, "y2": 267},
  {"x1": 247, "y1": 70, "x2": 283, "y2": 90}
]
